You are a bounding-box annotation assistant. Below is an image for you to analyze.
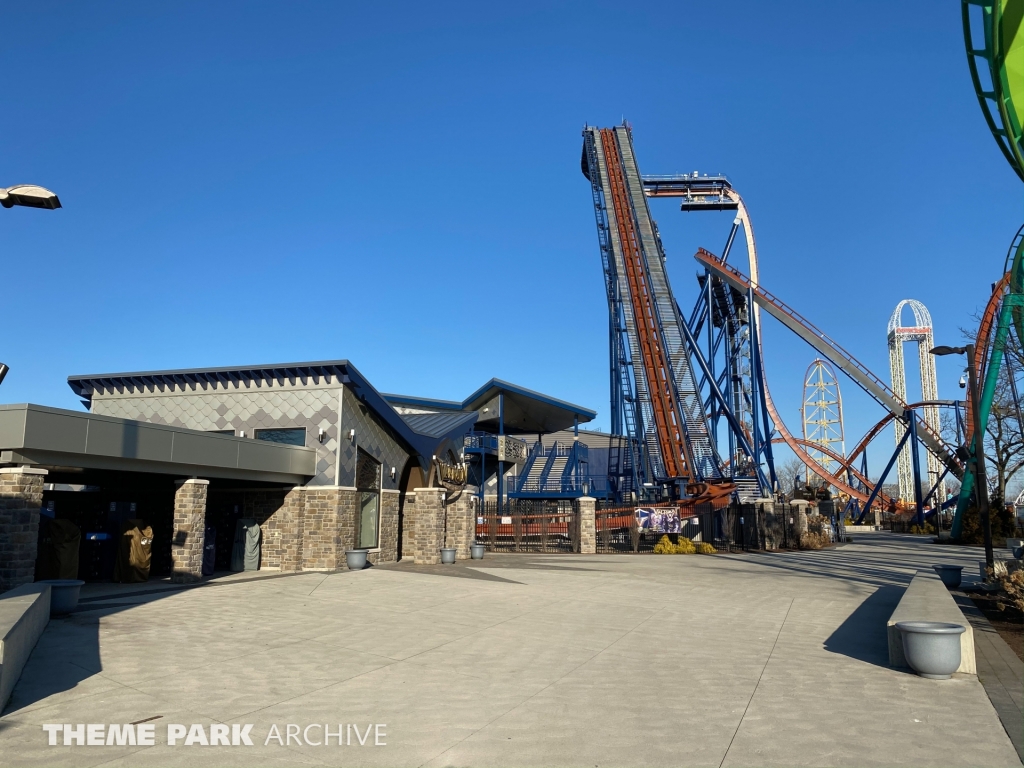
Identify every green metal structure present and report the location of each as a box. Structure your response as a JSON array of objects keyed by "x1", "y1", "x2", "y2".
[
  {"x1": 953, "y1": 1, "x2": 1024, "y2": 537},
  {"x1": 964, "y1": 0, "x2": 1024, "y2": 180},
  {"x1": 952, "y1": 235, "x2": 1024, "y2": 537}
]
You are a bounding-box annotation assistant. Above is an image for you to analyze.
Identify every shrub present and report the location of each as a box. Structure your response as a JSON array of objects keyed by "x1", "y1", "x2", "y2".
[
  {"x1": 695, "y1": 542, "x2": 716, "y2": 555},
  {"x1": 675, "y1": 537, "x2": 696, "y2": 554},
  {"x1": 653, "y1": 535, "x2": 675, "y2": 554},
  {"x1": 799, "y1": 531, "x2": 830, "y2": 550},
  {"x1": 989, "y1": 567, "x2": 1024, "y2": 613}
]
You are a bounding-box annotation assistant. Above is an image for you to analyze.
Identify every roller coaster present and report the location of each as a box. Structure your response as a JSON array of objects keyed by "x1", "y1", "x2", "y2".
[
  {"x1": 579, "y1": 2, "x2": 1022, "y2": 535},
  {"x1": 582, "y1": 125, "x2": 963, "y2": 509}
]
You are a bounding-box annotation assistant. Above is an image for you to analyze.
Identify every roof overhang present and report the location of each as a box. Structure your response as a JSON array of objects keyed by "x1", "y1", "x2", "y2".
[
  {"x1": 462, "y1": 379, "x2": 595, "y2": 434},
  {"x1": 0, "y1": 404, "x2": 316, "y2": 484}
]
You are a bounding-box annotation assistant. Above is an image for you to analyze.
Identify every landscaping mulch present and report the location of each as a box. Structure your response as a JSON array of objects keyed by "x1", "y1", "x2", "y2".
[{"x1": 970, "y1": 593, "x2": 1024, "y2": 662}]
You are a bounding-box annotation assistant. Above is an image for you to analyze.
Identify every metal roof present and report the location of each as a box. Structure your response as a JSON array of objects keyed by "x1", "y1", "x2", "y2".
[
  {"x1": 386, "y1": 379, "x2": 596, "y2": 436},
  {"x1": 399, "y1": 411, "x2": 478, "y2": 440}
]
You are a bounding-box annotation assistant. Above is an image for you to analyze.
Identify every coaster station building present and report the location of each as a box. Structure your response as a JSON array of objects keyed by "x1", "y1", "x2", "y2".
[{"x1": 0, "y1": 360, "x2": 596, "y2": 591}]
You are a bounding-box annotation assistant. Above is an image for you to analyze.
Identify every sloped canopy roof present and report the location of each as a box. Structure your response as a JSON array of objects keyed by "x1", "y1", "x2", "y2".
[{"x1": 386, "y1": 379, "x2": 596, "y2": 435}]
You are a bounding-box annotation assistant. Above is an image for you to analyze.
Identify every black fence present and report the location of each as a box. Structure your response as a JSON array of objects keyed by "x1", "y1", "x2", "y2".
[
  {"x1": 595, "y1": 500, "x2": 809, "y2": 554},
  {"x1": 477, "y1": 499, "x2": 580, "y2": 553}
]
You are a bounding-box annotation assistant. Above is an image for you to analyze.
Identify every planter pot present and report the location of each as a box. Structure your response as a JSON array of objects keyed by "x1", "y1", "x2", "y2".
[
  {"x1": 932, "y1": 564, "x2": 963, "y2": 589},
  {"x1": 345, "y1": 549, "x2": 368, "y2": 571},
  {"x1": 470, "y1": 543, "x2": 486, "y2": 560},
  {"x1": 895, "y1": 621, "x2": 966, "y2": 679},
  {"x1": 38, "y1": 579, "x2": 85, "y2": 616},
  {"x1": 440, "y1": 548, "x2": 457, "y2": 564}
]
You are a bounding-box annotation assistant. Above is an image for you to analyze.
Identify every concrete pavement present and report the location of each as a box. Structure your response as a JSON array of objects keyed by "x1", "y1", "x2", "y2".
[{"x1": 0, "y1": 533, "x2": 1019, "y2": 767}]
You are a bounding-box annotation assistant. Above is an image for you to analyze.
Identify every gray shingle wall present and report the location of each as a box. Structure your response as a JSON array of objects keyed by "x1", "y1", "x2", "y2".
[
  {"x1": 337, "y1": 387, "x2": 412, "y2": 492},
  {"x1": 89, "y1": 382, "x2": 411, "y2": 488}
]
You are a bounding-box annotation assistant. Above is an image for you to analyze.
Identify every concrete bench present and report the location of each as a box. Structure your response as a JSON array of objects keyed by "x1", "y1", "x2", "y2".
[
  {"x1": 887, "y1": 570, "x2": 975, "y2": 675},
  {"x1": 0, "y1": 583, "x2": 50, "y2": 711}
]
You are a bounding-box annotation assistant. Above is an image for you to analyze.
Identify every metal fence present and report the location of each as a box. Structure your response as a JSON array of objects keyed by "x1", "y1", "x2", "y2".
[
  {"x1": 477, "y1": 499, "x2": 580, "y2": 553},
  {"x1": 594, "y1": 500, "x2": 806, "y2": 553}
]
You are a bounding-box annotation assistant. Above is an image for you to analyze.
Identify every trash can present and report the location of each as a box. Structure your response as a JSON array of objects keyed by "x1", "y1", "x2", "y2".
[
  {"x1": 202, "y1": 525, "x2": 217, "y2": 576},
  {"x1": 113, "y1": 519, "x2": 153, "y2": 583},
  {"x1": 230, "y1": 518, "x2": 261, "y2": 572},
  {"x1": 36, "y1": 518, "x2": 81, "y2": 580}
]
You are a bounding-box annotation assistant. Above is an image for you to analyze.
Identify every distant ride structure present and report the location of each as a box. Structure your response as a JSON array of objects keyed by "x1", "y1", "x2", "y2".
[
  {"x1": 887, "y1": 300, "x2": 944, "y2": 504},
  {"x1": 801, "y1": 360, "x2": 845, "y2": 477}
]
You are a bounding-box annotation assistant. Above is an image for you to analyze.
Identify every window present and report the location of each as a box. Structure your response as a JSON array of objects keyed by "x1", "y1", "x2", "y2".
[
  {"x1": 208, "y1": 429, "x2": 235, "y2": 435},
  {"x1": 356, "y1": 448, "x2": 381, "y2": 549},
  {"x1": 253, "y1": 428, "x2": 306, "y2": 446}
]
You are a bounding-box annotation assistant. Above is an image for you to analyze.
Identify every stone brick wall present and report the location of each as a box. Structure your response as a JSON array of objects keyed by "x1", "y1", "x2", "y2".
[
  {"x1": 411, "y1": 488, "x2": 444, "y2": 564},
  {"x1": 278, "y1": 487, "x2": 306, "y2": 572},
  {"x1": 299, "y1": 488, "x2": 333, "y2": 570},
  {"x1": 400, "y1": 492, "x2": 415, "y2": 561},
  {"x1": 0, "y1": 467, "x2": 47, "y2": 592},
  {"x1": 244, "y1": 490, "x2": 287, "y2": 569},
  {"x1": 579, "y1": 496, "x2": 596, "y2": 554},
  {"x1": 450, "y1": 488, "x2": 478, "y2": 560},
  {"x1": 374, "y1": 490, "x2": 400, "y2": 564},
  {"x1": 171, "y1": 479, "x2": 209, "y2": 583}
]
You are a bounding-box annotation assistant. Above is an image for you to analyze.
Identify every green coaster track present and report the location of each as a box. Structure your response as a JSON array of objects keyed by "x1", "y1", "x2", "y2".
[
  {"x1": 953, "y1": 1, "x2": 1024, "y2": 537},
  {"x1": 964, "y1": 0, "x2": 1024, "y2": 180}
]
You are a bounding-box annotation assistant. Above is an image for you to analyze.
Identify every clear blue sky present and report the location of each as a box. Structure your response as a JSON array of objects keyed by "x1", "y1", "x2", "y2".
[{"x1": 2, "y1": 2, "x2": 1020, "y2": 476}]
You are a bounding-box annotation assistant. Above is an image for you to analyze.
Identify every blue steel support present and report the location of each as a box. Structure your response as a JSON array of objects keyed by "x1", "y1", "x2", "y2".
[
  {"x1": 497, "y1": 393, "x2": 504, "y2": 509},
  {"x1": 680, "y1": 316, "x2": 770, "y2": 490},
  {"x1": 908, "y1": 409, "x2": 925, "y2": 526},
  {"x1": 857, "y1": 425, "x2": 914, "y2": 524},
  {"x1": 752, "y1": 307, "x2": 778, "y2": 493}
]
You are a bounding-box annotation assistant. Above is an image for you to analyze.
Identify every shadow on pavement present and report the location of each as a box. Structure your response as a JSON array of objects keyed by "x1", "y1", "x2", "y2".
[
  {"x1": 823, "y1": 585, "x2": 904, "y2": 667},
  {"x1": 0, "y1": 569, "x2": 326, "y2": 717}
]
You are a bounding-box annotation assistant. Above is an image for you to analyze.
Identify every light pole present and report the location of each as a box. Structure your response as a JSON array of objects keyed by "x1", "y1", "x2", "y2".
[
  {"x1": 931, "y1": 344, "x2": 995, "y2": 572},
  {"x1": 0, "y1": 185, "x2": 61, "y2": 210}
]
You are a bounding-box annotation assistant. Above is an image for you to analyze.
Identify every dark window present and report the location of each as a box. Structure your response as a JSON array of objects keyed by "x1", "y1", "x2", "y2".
[
  {"x1": 253, "y1": 428, "x2": 306, "y2": 446},
  {"x1": 208, "y1": 430, "x2": 235, "y2": 435},
  {"x1": 356, "y1": 448, "x2": 381, "y2": 548}
]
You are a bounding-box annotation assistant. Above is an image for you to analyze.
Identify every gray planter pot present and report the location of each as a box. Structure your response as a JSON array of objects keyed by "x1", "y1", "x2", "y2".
[
  {"x1": 896, "y1": 621, "x2": 966, "y2": 679},
  {"x1": 932, "y1": 564, "x2": 963, "y2": 589},
  {"x1": 345, "y1": 549, "x2": 368, "y2": 570},
  {"x1": 470, "y1": 543, "x2": 486, "y2": 560},
  {"x1": 440, "y1": 547, "x2": 457, "y2": 564},
  {"x1": 39, "y1": 579, "x2": 85, "y2": 616}
]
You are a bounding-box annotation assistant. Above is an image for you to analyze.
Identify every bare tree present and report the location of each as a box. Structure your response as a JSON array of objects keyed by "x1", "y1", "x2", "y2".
[
  {"x1": 961, "y1": 319, "x2": 1024, "y2": 501},
  {"x1": 775, "y1": 457, "x2": 807, "y2": 496}
]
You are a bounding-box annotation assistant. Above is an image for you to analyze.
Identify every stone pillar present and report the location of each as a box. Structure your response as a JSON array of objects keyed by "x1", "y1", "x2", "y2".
[
  {"x1": 451, "y1": 487, "x2": 478, "y2": 560},
  {"x1": 791, "y1": 500, "x2": 810, "y2": 535},
  {"x1": 337, "y1": 488, "x2": 358, "y2": 560},
  {"x1": 279, "y1": 486, "x2": 307, "y2": 572},
  {"x1": 578, "y1": 496, "x2": 596, "y2": 554},
  {"x1": 872, "y1": 508, "x2": 882, "y2": 527},
  {"x1": 755, "y1": 498, "x2": 775, "y2": 550},
  {"x1": 378, "y1": 490, "x2": 400, "y2": 563},
  {"x1": 411, "y1": 487, "x2": 445, "y2": 564},
  {"x1": 171, "y1": 479, "x2": 209, "y2": 583},
  {"x1": 301, "y1": 488, "x2": 336, "y2": 571},
  {"x1": 399, "y1": 492, "x2": 416, "y2": 561},
  {"x1": 0, "y1": 467, "x2": 47, "y2": 593}
]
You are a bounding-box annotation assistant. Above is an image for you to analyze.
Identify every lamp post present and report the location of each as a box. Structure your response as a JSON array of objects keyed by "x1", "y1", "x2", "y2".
[
  {"x1": 930, "y1": 344, "x2": 995, "y2": 572},
  {"x1": 0, "y1": 185, "x2": 61, "y2": 210}
]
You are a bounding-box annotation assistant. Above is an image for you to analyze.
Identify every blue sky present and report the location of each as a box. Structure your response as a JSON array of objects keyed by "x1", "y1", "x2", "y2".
[{"x1": 2, "y1": 2, "x2": 1020, "y2": 476}]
